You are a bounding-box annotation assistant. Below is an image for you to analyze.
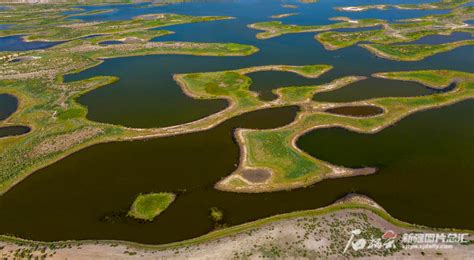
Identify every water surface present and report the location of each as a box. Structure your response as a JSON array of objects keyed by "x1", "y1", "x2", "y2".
[
  {"x1": 0, "y1": 102, "x2": 473, "y2": 244},
  {"x1": 314, "y1": 78, "x2": 443, "y2": 103},
  {"x1": 0, "y1": 94, "x2": 18, "y2": 120},
  {"x1": 67, "y1": 0, "x2": 473, "y2": 127},
  {"x1": 0, "y1": 125, "x2": 30, "y2": 138},
  {"x1": 324, "y1": 105, "x2": 384, "y2": 117},
  {"x1": 0, "y1": 0, "x2": 473, "y2": 244},
  {"x1": 248, "y1": 71, "x2": 323, "y2": 101},
  {"x1": 402, "y1": 32, "x2": 473, "y2": 45},
  {"x1": 0, "y1": 35, "x2": 64, "y2": 51}
]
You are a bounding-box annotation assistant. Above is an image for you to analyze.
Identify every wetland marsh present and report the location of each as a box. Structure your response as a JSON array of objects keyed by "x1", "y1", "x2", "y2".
[{"x1": 0, "y1": 0, "x2": 473, "y2": 248}]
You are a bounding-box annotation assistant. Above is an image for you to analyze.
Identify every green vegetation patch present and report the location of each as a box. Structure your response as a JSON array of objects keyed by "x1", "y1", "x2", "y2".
[
  {"x1": 335, "y1": 0, "x2": 470, "y2": 12},
  {"x1": 360, "y1": 40, "x2": 474, "y2": 61},
  {"x1": 216, "y1": 70, "x2": 474, "y2": 192},
  {"x1": 249, "y1": 18, "x2": 384, "y2": 39},
  {"x1": 254, "y1": 6, "x2": 474, "y2": 62},
  {"x1": 270, "y1": 13, "x2": 298, "y2": 19},
  {"x1": 373, "y1": 70, "x2": 473, "y2": 88},
  {"x1": 0, "y1": 4, "x2": 233, "y2": 42},
  {"x1": 128, "y1": 192, "x2": 176, "y2": 221},
  {"x1": 0, "y1": 3, "x2": 260, "y2": 195}
]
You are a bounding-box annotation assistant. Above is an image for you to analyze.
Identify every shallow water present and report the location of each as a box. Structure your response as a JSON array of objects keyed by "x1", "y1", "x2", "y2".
[
  {"x1": 0, "y1": 125, "x2": 30, "y2": 138},
  {"x1": 314, "y1": 77, "x2": 440, "y2": 103},
  {"x1": 69, "y1": 13, "x2": 473, "y2": 127},
  {"x1": 0, "y1": 35, "x2": 63, "y2": 52},
  {"x1": 0, "y1": 94, "x2": 18, "y2": 121},
  {"x1": 248, "y1": 71, "x2": 324, "y2": 101},
  {"x1": 0, "y1": 0, "x2": 473, "y2": 244},
  {"x1": 98, "y1": 40, "x2": 123, "y2": 45},
  {"x1": 0, "y1": 106, "x2": 299, "y2": 243},
  {"x1": 0, "y1": 24, "x2": 12, "y2": 30},
  {"x1": 401, "y1": 32, "x2": 473, "y2": 45},
  {"x1": 324, "y1": 105, "x2": 384, "y2": 117},
  {"x1": 0, "y1": 102, "x2": 473, "y2": 243}
]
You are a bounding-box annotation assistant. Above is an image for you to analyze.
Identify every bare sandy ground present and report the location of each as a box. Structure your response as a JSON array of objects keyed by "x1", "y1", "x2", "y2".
[{"x1": 1, "y1": 195, "x2": 472, "y2": 259}]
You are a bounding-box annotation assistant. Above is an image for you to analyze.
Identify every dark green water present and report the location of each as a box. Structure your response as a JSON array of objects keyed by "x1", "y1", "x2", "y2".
[
  {"x1": 0, "y1": 102, "x2": 473, "y2": 244},
  {"x1": 248, "y1": 71, "x2": 323, "y2": 101},
  {"x1": 0, "y1": 101, "x2": 474, "y2": 243},
  {"x1": 0, "y1": 107, "x2": 299, "y2": 243},
  {"x1": 297, "y1": 101, "x2": 474, "y2": 230},
  {"x1": 67, "y1": 0, "x2": 473, "y2": 128},
  {"x1": 0, "y1": 125, "x2": 30, "y2": 138},
  {"x1": 315, "y1": 77, "x2": 444, "y2": 103},
  {"x1": 75, "y1": 56, "x2": 228, "y2": 128},
  {"x1": 0, "y1": 94, "x2": 17, "y2": 121},
  {"x1": 0, "y1": 0, "x2": 473, "y2": 244},
  {"x1": 324, "y1": 105, "x2": 383, "y2": 117}
]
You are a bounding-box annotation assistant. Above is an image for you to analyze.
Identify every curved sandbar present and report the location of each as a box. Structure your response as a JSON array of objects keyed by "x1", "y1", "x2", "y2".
[{"x1": 270, "y1": 13, "x2": 298, "y2": 19}]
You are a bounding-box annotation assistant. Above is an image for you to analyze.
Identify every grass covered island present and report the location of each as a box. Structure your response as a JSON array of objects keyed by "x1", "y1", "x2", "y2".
[
  {"x1": 0, "y1": 3, "x2": 258, "y2": 195},
  {"x1": 128, "y1": 192, "x2": 176, "y2": 221},
  {"x1": 252, "y1": 5, "x2": 474, "y2": 61}
]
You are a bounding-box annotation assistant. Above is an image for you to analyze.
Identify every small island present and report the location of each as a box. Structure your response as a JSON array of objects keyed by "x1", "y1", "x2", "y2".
[
  {"x1": 270, "y1": 13, "x2": 298, "y2": 19},
  {"x1": 335, "y1": 0, "x2": 470, "y2": 12},
  {"x1": 128, "y1": 192, "x2": 176, "y2": 221}
]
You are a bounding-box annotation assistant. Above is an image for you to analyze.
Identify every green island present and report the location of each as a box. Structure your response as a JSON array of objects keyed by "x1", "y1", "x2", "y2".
[
  {"x1": 270, "y1": 13, "x2": 298, "y2": 19},
  {"x1": 252, "y1": 6, "x2": 474, "y2": 61},
  {"x1": 0, "y1": 4, "x2": 234, "y2": 42},
  {"x1": 214, "y1": 70, "x2": 474, "y2": 192},
  {"x1": 128, "y1": 192, "x2": 176, "y2": 221},
  {"x1": 298, "y1": 0, "x2": 319, "y2": 3},
  {"x1": 335, "y1": 0, "x2": 470, "y2": 12},
  {"x1": 248, "y1": 17, "x2": 385, "y2": 39},
  {"x1": 2, "y1": 39, "x2": 474, "y2": 195},
  {"x1": 360, "y1": 40, "x2": 474, "y2": 61},
  {"x1": 4, "y1": 32, "x2": 473, "y2": 194},
  {"x1": 281, "y1": 4, "x2": 298, "y2": 9},
  {"x1": 0, "y1": 3, "x2": 258, "y2": 195}
]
